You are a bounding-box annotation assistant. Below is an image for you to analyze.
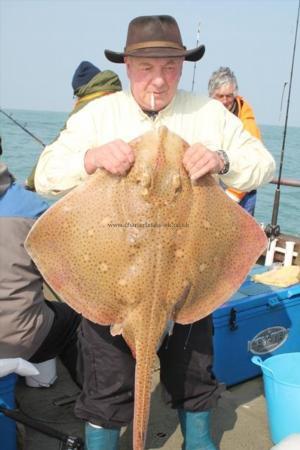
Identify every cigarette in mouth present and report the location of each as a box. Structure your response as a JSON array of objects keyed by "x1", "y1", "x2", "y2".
[{"x1": 150, "y1": 93, "x2": 155, "y2": 110}]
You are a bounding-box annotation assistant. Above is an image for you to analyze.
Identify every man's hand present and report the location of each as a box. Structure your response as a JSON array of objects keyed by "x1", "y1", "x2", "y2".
[
  {"x1": 84, "y1": 140, "x2": 135, "y2": 175},
  {"x1": 183, "y1": 143, "x2": 224, "y2": 181}
]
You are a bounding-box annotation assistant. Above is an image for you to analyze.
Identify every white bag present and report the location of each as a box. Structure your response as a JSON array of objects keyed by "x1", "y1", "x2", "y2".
[{"x1": 0, "y1": 358, "x2": 39, "y2": 377}]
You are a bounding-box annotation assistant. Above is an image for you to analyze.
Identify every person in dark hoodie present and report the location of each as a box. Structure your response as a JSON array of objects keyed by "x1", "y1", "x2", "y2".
[
  {"x1": 71, "y1": 61, "x2": 122, "y2": 114},
  {"x1": 0, "y1": 161, "x2": 81, "y2": 386},
  {"x1": 25, "y1": 61, "x2": 122, "y2": 190}
]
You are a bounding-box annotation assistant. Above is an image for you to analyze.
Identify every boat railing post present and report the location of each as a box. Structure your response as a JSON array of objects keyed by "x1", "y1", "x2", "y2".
[
  {"x1": 284, "y1": 241, "x2": 298, "y2": 266},
  {"x1": 265, "y1": 239, "x2": 298, "y2": 267},
  {"x1": 265, "y1": 239, "x2": 278, "y2": 266}
]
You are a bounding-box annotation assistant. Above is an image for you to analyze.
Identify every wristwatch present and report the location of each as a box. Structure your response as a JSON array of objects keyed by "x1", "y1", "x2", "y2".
[{"x1": 216, "y1": 150, "x2": 230, "y2": 175}]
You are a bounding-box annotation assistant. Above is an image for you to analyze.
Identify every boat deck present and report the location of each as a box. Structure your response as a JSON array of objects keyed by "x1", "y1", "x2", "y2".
[{"x1": 15, "y1": 359, "x2": 273, "y2": 450}]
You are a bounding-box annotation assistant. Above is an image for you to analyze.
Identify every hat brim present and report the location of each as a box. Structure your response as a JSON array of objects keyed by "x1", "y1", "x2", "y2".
[{"x1": 104, "y1": 45, "x2": 205, "y2": 63}]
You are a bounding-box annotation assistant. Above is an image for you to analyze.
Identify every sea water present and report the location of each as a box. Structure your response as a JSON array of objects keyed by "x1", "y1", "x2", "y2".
[{"x1": 0, "y1": 109, "x2": 299, "y2": 237}]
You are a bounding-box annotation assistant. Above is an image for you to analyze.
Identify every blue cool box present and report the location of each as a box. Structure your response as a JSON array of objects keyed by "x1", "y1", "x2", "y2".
[
  {"x1": 0, "y1": 373, "x2": 17, "y2": 450},
  {"x1": 212, "y1": 265, "x2": 300, "y2": 386}
]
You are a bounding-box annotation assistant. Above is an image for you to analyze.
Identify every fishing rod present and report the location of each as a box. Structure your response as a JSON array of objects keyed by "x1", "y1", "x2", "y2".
[
  {"x1": 278, "y1": 81, "x2": 288, "y2": 122},
  {"x1": 265, "y1": 0, "x2": 300, "y2": 240},
  {"x1": 0, "y1": 405, "x2": 84, "y2": 449},
  {"x1": 191, "y1": 23, "x2": 201, "y2": 92},
  {"x1": 0, "y1": 108, "x2": 46, "y2": 147}
]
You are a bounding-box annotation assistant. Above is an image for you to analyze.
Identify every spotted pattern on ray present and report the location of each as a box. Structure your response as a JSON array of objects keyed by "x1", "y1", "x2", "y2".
[{"x1": 25, "y1": 127, "x2": 267, "y2": 450}]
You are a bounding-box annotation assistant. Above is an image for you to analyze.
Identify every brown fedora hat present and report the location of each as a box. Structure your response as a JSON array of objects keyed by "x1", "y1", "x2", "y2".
[{"x1": 105, "y1": 15, "x2": 205, "y2": 63}]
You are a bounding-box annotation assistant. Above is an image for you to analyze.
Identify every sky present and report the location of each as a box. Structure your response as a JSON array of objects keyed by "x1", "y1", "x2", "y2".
[{"x1": 0, "y1": 0, "x2": 299, "y2": 127}]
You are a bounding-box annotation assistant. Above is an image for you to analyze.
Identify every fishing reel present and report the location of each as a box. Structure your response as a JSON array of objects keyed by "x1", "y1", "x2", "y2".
[{"x1": 264, "y1": 223, "x2": 281, "y2": 240}]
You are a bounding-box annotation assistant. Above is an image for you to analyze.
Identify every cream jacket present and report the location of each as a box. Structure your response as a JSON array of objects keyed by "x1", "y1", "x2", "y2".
[{"x1": 35, "y1": 90, "x2": 275, "y2": 197}]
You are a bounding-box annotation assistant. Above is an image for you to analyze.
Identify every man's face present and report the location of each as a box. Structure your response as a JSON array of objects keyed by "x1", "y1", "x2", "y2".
[
  {"x1": 125, "y1": 56, "x2": 184, "y2": 111},
  {"x1": 212, "y1": 83, "x2": 236, "y2": 110}
]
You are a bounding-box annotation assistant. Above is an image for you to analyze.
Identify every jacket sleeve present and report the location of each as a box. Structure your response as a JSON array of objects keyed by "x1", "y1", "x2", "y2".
[
  {"x1": 225, "y1": 96, "x2": 262, "y2": 201},
  {"x1": 0, "y1": 185, "x2": 54, "y2": 359},
  {"x1": 34, "y1": 107, "x2": 97, "y2": 197},
  {"x1": 219, "y1": 108, "x2": 275, "y2": 192}
]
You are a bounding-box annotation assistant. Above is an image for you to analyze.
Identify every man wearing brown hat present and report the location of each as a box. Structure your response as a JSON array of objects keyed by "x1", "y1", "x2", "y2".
[{"x1": 35, "y1": 15, "x2": 275, "y2": 450}]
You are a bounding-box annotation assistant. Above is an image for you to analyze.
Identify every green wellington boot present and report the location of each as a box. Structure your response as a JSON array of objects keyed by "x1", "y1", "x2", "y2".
[
  {"x1": 178, "y1": 409, "x2": 218, "y2": 450},
  {"x1": 85, "y1": 422, "x2": 120, "y2": 450}
]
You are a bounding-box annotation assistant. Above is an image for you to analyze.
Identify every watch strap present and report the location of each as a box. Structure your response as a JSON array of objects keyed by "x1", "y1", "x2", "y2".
[{"x1": 216, "y1": 150, "x2": 230, "y2": 175}]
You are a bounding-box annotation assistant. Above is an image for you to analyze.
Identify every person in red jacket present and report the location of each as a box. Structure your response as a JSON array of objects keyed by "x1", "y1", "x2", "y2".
[{"x1": 208, "y1": 66, "x2": 261, "y2": 215}]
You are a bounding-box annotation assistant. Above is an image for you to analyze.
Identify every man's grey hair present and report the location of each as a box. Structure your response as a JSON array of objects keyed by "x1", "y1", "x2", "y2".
[{"x1": 208, "y1": 67, "x2": 238, "y2": 97}]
